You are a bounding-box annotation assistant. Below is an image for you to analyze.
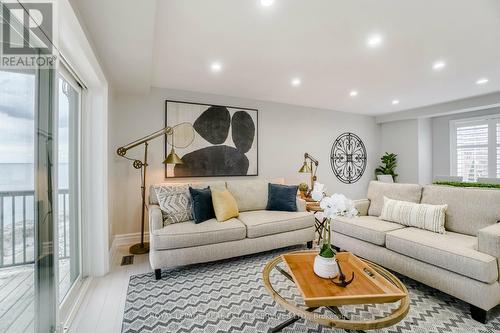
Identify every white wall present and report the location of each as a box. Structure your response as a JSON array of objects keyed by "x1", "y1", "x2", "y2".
[
  {"x1": 417, "y1": 118, "x2": 433, "y2": 184},
  {"x1": 109, "y1": 88, "x2": 380, "y2": 237},
  {"x1": 432, "y1": 107, "x2": 500, "y2": 177},
  {"x1": 379, "y1": 119, "x2": 419, "y2": 183}
]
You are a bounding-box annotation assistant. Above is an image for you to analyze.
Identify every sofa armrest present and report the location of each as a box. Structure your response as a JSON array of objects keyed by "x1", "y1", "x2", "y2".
[
  {"x1": 353, "y1": 199, "x2": 370, "y2": 216},
  {"x1": 297, "y1": 198, "x2": 307, "y2": 212},
  {"x1": 478, "y1": 223, "x2": 500, "y2": 259},
  {"x1": 149, "y1": 205, "x2": 163, "y2": 233}
]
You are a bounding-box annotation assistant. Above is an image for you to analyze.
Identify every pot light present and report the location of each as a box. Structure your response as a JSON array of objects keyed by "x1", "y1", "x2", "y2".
[
  {"x1": 260, "y1": 0, "x2": 274, "y2": 7},
  {"x1": 367, "y1": 34, "x2": 383, "y2": 48},
  {"x1": 392, "y1": 99, "x2": 400, "y2": 105},
  {"x1": 291, "y1": 78, "x2": 301, "y2": 87},
  {"x1": 476, "y1": 78, "x2": 489, "y2": 85},
  {"x1": 349, "y1": 90, "x2": 358, "y2": 97},
  {"x1": 432, "y1": 61, "x2": 446, "y2": 71},
  {"x1": 210, "y1": 62, "x2": 222, "y2": 73}
]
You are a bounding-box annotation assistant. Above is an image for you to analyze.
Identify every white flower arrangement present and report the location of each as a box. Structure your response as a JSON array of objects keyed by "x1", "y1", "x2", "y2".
[
  {"x1": 310, "y1": 182, "x2": 358, "y2": 259},
  {"x1": 310, "y1": 182, "x2": 358, "y2": 219}
]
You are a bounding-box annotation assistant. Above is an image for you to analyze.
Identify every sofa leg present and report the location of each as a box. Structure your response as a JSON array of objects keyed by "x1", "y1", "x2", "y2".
[
  {"x1": 154, "y1": 268, "x2": 162, "y2": 280},
  {"x1": 306, "y1": 241, "x2": 313, "y2": 249},
  {"x1": 470, "y1": 304, "x2": 489, "y2": 323}
]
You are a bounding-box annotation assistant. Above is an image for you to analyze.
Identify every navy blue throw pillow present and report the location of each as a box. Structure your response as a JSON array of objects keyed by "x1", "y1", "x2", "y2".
[
  {"x1": 266, "y1": 183, "x2": 298, "y2": 212},
  {"x1": 189, "y1": 186, "x2": 215, "y2": 223}
]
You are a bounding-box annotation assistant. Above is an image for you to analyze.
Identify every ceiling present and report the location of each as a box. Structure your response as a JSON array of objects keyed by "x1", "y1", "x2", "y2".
[{"x1": 71, "y1": 0, "x2": 500, "y2": 115}]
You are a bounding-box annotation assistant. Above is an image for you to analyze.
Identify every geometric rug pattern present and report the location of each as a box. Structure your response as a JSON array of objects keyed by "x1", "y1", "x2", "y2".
[{"x1": 123, "y1": 246, "x2": 500, "y2": 333}]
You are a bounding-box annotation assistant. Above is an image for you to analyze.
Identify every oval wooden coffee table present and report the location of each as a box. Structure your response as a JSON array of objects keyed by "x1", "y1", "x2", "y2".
[{"x1": 262, "y1": 250, "x2": 410, "y2": 332}]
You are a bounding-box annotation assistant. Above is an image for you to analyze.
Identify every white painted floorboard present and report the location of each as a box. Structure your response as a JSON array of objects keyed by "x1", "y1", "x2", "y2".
[{"x1": 69, "y1": 246, "x2": 151, "y2": 333}]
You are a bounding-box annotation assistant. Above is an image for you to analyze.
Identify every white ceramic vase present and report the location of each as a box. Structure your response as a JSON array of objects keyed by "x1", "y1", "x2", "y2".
[{"x1": 313, "y1": 255, "x2": 339, "y2": 279}]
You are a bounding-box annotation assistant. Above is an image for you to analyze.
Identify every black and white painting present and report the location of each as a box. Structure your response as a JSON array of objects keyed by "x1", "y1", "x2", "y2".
[{"x1": 165, "y1": 100, "x2": 258, "y2": 178}]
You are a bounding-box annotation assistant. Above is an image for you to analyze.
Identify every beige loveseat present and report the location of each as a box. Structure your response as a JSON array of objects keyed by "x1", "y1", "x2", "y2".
[
  {"x1": 333, "y1": 181, "x2": 500, "y2": 323},
  {"x1": 148, "y1": 180, "x2": 315, "y2": 280}
]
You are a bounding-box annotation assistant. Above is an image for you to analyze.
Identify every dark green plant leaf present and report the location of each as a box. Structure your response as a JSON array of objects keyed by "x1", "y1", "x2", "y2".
[{"x1": 433, "y1": 181, "x2": 500, "y2": 189}]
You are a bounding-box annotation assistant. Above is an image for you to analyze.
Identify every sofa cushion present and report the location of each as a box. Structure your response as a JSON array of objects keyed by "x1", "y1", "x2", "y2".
[
  {"x1": 237, "y1": 210, "x2": 313, "y2": 238},
  {"x1": 212, "y1": 189, "x2": 239, "y2": 222},
  {"x1": 190, "y1": 181, "x2": 226, "y2": 191},
  {"x1": 149, "y1": 181, "x2": 226, "y2": 205},
  {"x1": 152, "y1": 218, "x2": 246, "y2": 250},
  {"x1": 226, "y1": 180, "x2": 268, "y2": 212},
  {"x1": 386, "y1": 227, "x2": 498, "y2": 283},
  {"x1": 189, "y1": 186, "x2": 215, "y2": 223},
  {"x1": 421, "y1": 185, "x2": 500, "y2": 236},
  {"x1": 332, "y1": 215, "x2": 405, "y2": 246},
  {"x1": 380, "y1": 196, "x2": 447, "y2": 234},
  {"x1": 153, "y1": 184, "x2": 193, "y2": 226},
  {"x1": 367, "y1": 181, "x2": 422, "y2": 217},
  {"x1": 266, "y1": 183, "x2": 298, "y2": 212}
]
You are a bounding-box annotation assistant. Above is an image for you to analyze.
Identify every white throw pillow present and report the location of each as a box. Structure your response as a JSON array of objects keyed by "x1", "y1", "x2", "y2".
[
  {"x1": 379, "y1": 196, "x2": 447, "y2": 233},
  {"x1": 153, "y1": 184, "x2": 193, "y2": 226}
]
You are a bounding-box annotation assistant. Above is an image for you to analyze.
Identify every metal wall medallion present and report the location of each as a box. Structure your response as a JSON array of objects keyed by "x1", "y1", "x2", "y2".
[{"x1": 330, "y1": 132, "x2": 367, "y2": 184}]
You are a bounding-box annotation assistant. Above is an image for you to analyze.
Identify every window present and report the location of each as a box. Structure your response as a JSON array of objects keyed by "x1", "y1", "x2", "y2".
[
  {"x1": 451, "y1": 115, "x2": 500, "y2": 182},
  {"x1": 497, "y1": 122, "x2": 500, "y2": 177}
]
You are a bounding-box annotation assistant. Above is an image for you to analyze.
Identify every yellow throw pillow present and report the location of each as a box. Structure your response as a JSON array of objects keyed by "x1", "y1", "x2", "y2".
[{"x1": 212, "y1": 189, "x2": 239, "y2": 222}]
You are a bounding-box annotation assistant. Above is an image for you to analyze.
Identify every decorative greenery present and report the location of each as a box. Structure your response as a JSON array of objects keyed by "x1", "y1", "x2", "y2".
[
  {"x1": 298, "y1": 182, "x2": 309, "y2": 192},
  {"x1": 433, "y1": 181, "x2": 500, "y2": 189},
  {"x1": 319, "y1": 219, "x2": 335, "y2": 258},
  {"x1": 375, "y1": 152, "x2": 398, "y2": 180}
]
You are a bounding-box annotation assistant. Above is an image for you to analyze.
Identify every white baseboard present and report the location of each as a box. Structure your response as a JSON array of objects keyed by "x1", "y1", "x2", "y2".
[{"x1": 109, "y1": 232, "x2": 150, "y2": 263}]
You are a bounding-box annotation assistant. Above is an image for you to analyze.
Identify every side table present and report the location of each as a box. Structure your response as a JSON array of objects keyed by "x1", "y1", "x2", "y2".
[{"x1": 306, "y1": 201, "x2": 326, "y2": 245}]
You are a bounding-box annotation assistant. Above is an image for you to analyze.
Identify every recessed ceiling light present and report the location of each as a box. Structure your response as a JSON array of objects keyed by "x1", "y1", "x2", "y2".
[
  {"x1": 476, "y1": 78, "x2": 489, "y2": 85},
  {"x1": 210, "y1": 62, "x2": 222, "y2": 73},
  {"x1": 260, "y1": 0, "x2": 274, "y2": 7},
  {"x1": 367, "y1": 34, "x2": 383, "y2": 48},
  {"x1": 349, "y1": 90, "x2": 358, "y2": 97},
  {"x1": 432, "y1": 61, "x2": 446, "y2": 71},
  {"x1": 291, "y1": 78, "x2": 301, "y2": 87},
  {"x1": 392, "y1": 99, "x2": 400, "y2": 105}
]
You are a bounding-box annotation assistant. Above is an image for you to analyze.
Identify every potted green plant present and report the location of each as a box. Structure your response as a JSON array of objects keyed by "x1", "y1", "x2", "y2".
[
  {"x1": 375, "y1": 152, "x2": 398, "y2": 182},
  {"x1": 298, "y1": 182, "x2": 309, "y2": 198}
]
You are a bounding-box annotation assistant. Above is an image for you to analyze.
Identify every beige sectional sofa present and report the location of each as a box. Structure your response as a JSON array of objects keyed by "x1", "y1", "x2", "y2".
[
  {"x1": 333, "y1": 181, "x2": 500, "y2": 323},
  {"x1": 148, "y1": 180, "x2": 315, "y2": 280}
]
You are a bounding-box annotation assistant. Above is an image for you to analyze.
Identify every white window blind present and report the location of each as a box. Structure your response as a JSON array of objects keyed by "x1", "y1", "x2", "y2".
[
  {"x1": 455, "y1": 123, "x2": 488, "y2": 182},
  {"x1": 451, "y1": 115, "x2": 500, "y2": 182},
  {"x1": 497, "y1": 121, "x2": 500, "y2": 177}
]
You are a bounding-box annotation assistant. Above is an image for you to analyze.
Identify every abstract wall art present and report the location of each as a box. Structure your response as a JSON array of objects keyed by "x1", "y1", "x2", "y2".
[{"x1": 165, "y1": 100, "x2": 258, "y2": 178}]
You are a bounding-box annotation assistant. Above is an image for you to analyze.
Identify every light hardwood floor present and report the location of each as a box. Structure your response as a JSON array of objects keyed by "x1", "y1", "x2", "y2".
[{"x1": 69, "y1": 246, "x2": 150, "y2": 333}]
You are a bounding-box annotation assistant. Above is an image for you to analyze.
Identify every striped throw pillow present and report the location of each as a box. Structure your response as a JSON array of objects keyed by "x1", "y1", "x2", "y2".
[{"x1": 380, "y1": 196, "x2": 447, "y2": 233}]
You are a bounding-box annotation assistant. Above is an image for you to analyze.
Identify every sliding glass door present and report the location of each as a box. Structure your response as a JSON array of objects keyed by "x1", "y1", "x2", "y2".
[
  {"x1": 35, "y1": 68, "x2": 57, "y2": 333},
  {"x1": 0, "y1": 68, "x2": 40, "y2": 332},
  {"x1": 0, "y1": 68, "x2": 82, "y2": 332},
  {"x1": 0, "y1": 67, "x2": 59, "y2": 333},
  {"x1": 1, "y1": 2, "x2": 84, "y2": 331},
  {"x1": 57, "y1": 67, "x2": 82, "y2": 307}
]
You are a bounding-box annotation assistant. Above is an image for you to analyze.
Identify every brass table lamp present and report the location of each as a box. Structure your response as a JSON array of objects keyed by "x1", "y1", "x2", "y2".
[
  {"x1": 298, "y1": 152, "x2": 319, "y2": 195},
  {"x1": 117, "y1": 123, "x2": 193, "y2": 254}
]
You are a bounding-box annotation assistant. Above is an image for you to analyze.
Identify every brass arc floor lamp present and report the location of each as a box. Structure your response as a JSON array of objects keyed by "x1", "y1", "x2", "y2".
[{"x1": 116, "y1": 124, "x2": 193, "y2": 254}]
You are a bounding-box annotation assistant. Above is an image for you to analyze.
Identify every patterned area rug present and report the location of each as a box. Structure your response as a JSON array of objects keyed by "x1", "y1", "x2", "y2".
[{"x1": 122, "y1": 247, "x2": 500, "y2": 332}]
